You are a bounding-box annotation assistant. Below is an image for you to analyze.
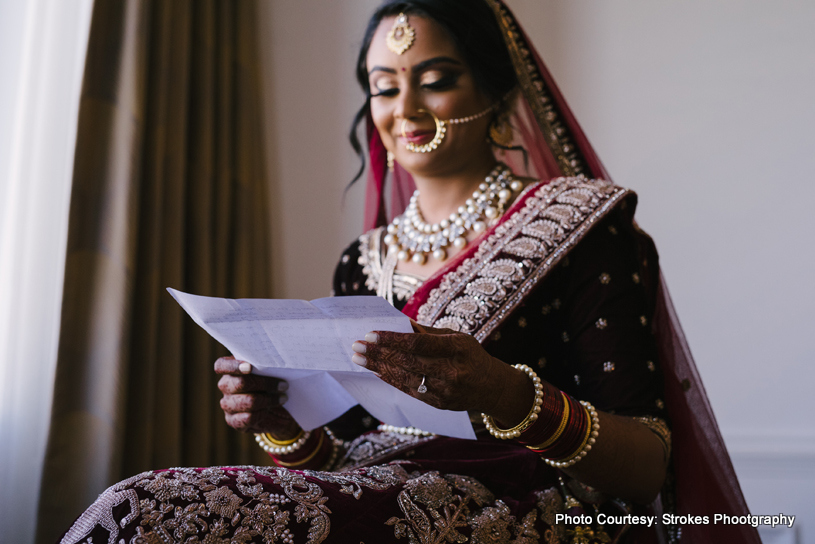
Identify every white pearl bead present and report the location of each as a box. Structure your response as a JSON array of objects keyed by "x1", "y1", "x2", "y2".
[
  {"x1": 440, "y1": 219, "x2": 449, "y2": 228},
  {"x1": 479, "y1": 183, "x2": 488, "y2": 191},
  {"x1": 498, "y1": 189, "x2": 511, "y2": 201},
  {"x1": 453, "y1": 237, "x2": 467, "y2": 249},
  {"x1": 457, "y1": 206, "x2": 466, "y2": 214},
  {"x1": 465, "y1": 199, "x2": 474, "y2": 207},
  {"x1": 485, "y1": 207, "x2": 497, "y2": 219},
  {"x1": 510, "y1": 180, "x2": 523, "y2": 192},
  {"x1": 454, "y1": 218, "x2": 464, "y2": 226},
  {"x1": 467, "y1": 206, "x2": 476, "y2": 214},
  {"x1": 397, "y1": 250, "x2": 410, "y2": 262},
  {"x1": 412, "y1": 252, "x2": 426, "y2": 264},
  {"x1": 387, "y1": 224, "x2": 397, "y2": 234},
  {"x1": 433, "y1": 248, "x2": 447, "y2": 261},
  {"x1": 384, "y1": 234, "x2": 396, "y2": 246},
  {"x1": 472, "y1": 190, "x2": 481, "y2": 199},
  {"x1": 473, "y1": 221, "x2": 485, "y2": 233}
]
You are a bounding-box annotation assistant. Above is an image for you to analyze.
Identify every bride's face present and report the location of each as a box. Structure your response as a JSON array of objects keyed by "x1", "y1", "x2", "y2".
[{"x1": 366, "y1": 14, "x2": 494, "y2": 176}]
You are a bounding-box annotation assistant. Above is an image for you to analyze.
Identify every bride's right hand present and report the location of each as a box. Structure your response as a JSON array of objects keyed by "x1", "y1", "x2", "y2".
[{"x1": 215, "y1": 356, "x2": 300, "y2": 437}]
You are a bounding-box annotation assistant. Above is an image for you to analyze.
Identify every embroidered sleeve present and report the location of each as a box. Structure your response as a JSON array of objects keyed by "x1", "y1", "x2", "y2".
[{"x1": 485, "y1": 209, "x2": 667, "y2": 422}]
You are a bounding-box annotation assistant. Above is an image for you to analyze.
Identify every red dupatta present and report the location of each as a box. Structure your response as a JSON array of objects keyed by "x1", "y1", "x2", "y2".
[{"x1": 361, "y1": 2, "x2": 759, "y2": 543}]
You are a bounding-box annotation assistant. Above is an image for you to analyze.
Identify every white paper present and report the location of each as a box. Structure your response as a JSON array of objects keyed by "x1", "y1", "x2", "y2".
[{"x1": 168, "y1": 288, "x2": 476, "y2": 439}]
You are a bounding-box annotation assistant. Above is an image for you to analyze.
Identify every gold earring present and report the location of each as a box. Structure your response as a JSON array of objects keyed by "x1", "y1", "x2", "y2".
[
  {"x1": 489, "y1": 114, "x2": 514, "y2": 148},
  {"x1": 387, "y1": 151, "x2": 395, "y2": 172}
]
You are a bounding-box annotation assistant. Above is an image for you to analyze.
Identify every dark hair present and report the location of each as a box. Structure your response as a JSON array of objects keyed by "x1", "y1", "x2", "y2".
[{"x1": 348, "y1": 0, "x2": 518, "y2": 184}]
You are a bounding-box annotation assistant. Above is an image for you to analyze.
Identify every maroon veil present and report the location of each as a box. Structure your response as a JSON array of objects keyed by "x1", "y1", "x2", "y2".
[{"x1": 363, "y1": 2, "x2": 759, "y2": 543}]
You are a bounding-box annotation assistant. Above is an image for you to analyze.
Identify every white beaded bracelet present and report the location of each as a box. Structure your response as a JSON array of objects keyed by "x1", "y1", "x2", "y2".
[
  {"x1": 482, "y1": 364, "x2": 544, "y2": 439},
  {"x1": 377, "y1": 424, "x2": 434, "y2": 437},
  {"x1": 254, "y1": 430, "x2": 311, "y2": 455},
  {"x1": 320, "y1": 427, "x2": 344, "y2": 471},
  {"x1": 544, "y1": 401, "x2": 600, "y2": 468}
]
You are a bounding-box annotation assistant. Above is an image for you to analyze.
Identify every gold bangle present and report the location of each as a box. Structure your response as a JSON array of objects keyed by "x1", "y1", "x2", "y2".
[
  {"x1": 482, "y1": 364, "x2": 544, "y2": 439},
  {"x1": 526, "y1": 392, "x2": 570, "y2": 450},
  {"x1": 265, "y1": 429, "x2": 305, "y2": 446},
  {"x1": 255, "y1": 430, "x2": 310, "y2": 455},
  {"x1": 272, "y1": 431, "x2": 325, "y2": 468}
]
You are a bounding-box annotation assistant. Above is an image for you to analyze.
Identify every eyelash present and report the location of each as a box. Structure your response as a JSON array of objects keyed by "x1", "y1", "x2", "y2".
[{"x1": 370, "y1": 74, "x2": 459, "y2": 98}]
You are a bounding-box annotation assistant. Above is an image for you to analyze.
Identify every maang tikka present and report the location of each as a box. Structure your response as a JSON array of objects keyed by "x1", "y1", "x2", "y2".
[{"x1": 387, "y1": 13, "x2": 415, "y2": 55}]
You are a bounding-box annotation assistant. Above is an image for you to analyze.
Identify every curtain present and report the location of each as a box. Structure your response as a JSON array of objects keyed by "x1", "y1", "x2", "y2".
[
  {"x1": 0, "y1": 1, "x2": 93, "y2": 542},
  {"x1": 36, "y1": 1, "x2": 273, "y2": 542}
]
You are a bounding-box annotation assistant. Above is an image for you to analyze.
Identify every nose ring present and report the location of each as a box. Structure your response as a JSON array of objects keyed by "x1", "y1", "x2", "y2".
[{"x1": 401, "y1": 109, "x2": 447, "y2": 153}]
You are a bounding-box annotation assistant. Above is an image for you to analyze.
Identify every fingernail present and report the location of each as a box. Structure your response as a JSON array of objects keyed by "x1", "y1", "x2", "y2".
[
  {"x1": 352, "y1": 353, "x2": 367, "y2": 367},
  {"x1": 352, "y1": 342, "x2": 367, "y2": 354},
  {"x1": 365, "y1": 332, "x2": 379, "y2": 343},
  {"x1": 277, "y1": 381, "x2": 289, "y2": 392},
  {"x1": 279, "y1": 394, "x2": 288, "y2": 405},
  {"x1": 239, "y1": 362, "x2": 252, "y2": 374}
]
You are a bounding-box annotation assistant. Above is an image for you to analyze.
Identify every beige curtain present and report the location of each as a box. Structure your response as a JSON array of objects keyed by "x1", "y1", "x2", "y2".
[{"x1": 36, "y1": 1, "x2": 272, "y2": 541}]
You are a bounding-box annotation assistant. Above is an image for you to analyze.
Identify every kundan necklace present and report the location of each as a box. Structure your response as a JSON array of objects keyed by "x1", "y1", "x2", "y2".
[{"x1": 384, "y1": 163, "x2": 524, "y2": 264}]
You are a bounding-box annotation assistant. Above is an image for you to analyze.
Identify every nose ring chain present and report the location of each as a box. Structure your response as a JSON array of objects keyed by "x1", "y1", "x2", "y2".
[{"x1": 400, "y1": 103, "x2": 496, "y2": 154}]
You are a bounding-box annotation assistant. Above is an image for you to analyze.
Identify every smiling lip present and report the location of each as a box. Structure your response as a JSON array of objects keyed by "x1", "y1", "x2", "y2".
[{"x1": 401, "y1": 129, "x2": 435, "y2": 144}]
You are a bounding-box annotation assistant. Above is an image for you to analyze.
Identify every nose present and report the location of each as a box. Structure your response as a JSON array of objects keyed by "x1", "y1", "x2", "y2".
[{"x1": 393, "y1": 84, "x2": 423, "y2": 122}]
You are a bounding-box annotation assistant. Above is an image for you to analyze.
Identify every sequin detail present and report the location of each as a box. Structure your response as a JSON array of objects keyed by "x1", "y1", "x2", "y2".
[{"x1": 415, "y1": 178, "x2": 632, "y2": 340}]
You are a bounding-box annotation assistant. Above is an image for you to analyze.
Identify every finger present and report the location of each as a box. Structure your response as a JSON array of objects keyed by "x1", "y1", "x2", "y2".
[
  {"x1": 218, "y1": 373, "x2": 288, "y2": 395},
  {"x1": 220, "y1": 392, "x2": 285, "y2": 414},
  {"x1": 357, "y1": 342, "x2": 436, "y2": 377},
  {"x1": 215, "y1": 356, "x2": 253, "y2": 375},
  {"x1": 225, "y1": 405, "x2": 297, "y2": 434},
  {"x1": 366, "y1": 330, "x2": 461, "y2": 357}
]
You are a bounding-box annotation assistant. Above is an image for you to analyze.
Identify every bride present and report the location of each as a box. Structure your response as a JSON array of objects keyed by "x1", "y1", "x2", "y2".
[{"x1": 59, "y1": 1, "x2": 758, "y2": 543}]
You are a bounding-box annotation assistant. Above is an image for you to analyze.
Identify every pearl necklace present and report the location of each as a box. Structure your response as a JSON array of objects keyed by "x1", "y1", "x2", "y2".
[{"x1": 384, "y1": 163, "x2": 523, "y2": 264}]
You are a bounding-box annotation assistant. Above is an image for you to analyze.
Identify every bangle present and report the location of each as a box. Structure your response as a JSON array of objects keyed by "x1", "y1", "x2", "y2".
[
  {"x1": 320, "y1": 427, "x2": 344, "y2": 471},
  {"x1": 526, "y1": 392, "x2": 570, "y2": 451},
  {"x1": 254, "y1": 429, "x2": 310, "y2": 455},
  {"x1": 377, "y1": 424, "x2": 434, "y2": 437},
  {"x1": 545, "y1": 401, "x2": 600, "y2": 468},
  {"x1": 482, "y1": 364, "x2": 544, "y2": 439},
  {"x1": 272, "y1": 431, "x2": 325, "y2": 467}
]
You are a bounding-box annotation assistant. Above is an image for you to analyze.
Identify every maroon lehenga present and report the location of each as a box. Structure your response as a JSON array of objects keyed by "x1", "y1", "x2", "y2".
[{"x1": 58, "y1": 1, "x2": 758, "y2": 543}]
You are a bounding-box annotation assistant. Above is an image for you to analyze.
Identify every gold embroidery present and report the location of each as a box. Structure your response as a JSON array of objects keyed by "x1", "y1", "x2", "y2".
[
  {"x1": 484, "y1": 0, "x2": 588, "y2": 177},
  {"x1": 416, "y1": 179, "x2": 631, "y2": 342}
]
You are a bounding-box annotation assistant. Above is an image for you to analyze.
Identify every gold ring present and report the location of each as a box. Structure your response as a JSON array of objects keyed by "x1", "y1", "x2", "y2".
[{"x1": 401, "y1": 109, "x2": 447, "y2": 153}]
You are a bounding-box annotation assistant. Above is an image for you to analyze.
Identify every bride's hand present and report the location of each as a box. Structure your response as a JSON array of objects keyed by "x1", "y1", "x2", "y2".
[
  {"x1": 215, "y1": 356, "x2": 300, "y2": 437},
  {"x1": 352, "y1": 322, "x2": 525, "y2": 416}
]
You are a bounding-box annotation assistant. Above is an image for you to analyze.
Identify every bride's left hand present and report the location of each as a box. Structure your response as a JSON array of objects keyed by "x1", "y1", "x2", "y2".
[{"x1": 351, "y1": 322, "x2": 520, "y2": 414}]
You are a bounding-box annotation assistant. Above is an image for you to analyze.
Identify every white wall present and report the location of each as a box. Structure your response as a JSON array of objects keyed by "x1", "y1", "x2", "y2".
[{"x1": 258, "y1": 2, "x2": 815, "y2": 542}]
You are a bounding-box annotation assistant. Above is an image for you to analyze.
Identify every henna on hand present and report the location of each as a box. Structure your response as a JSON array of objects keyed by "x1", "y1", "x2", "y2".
[
  {"x1": 354, "y1": 326, "x2": 521, "y2": 415},
  {"x1": 214, "y1": 356, "x2": 299, "y2": 437}
]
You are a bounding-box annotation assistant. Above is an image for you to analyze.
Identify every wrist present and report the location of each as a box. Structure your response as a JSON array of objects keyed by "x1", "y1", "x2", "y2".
[{"x1": 489, "y1": 363, "x2": 537, "y2": 428}]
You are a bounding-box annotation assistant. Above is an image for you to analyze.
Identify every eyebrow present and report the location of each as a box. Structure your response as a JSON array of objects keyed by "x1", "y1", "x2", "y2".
[{"x1": 368, "y1": 56, "x2": 462, "y2": 76}]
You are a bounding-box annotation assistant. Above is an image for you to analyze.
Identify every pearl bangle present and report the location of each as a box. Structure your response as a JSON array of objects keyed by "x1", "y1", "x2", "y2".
[
  {"x1": 254, "y1": 430, "x2": 311, "y2": 455},
  {"x1": 482, "y1": 364, "x2": 544, "y2": 440},
  {"x1": 545, "y1": 401, "x2": 600, "y2": 468},
  {"x1": 320, "y1": 427, "x2": 344, "y2": 471},
  {"x1": 377, "y1": 424, "x2": 434, "y2": 437}
]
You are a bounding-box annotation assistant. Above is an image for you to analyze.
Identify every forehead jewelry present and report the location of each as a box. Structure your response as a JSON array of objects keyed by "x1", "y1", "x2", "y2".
[
  {"x1": 400, "y1": 103, "x2": 497, "y2": 154},
  {"x1": 387, "y1": 13, "x2": 415, "y2": 55}
]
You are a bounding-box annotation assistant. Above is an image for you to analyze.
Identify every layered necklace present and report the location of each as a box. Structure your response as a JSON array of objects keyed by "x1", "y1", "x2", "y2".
[{"x1": 384, "y1": 163, "x2": 523, "y2": 264}]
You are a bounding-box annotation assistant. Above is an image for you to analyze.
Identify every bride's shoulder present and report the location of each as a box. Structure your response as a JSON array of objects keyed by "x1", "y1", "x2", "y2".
[{"x1": 519, "y1": 176, "x2": 635, "y2": 213}]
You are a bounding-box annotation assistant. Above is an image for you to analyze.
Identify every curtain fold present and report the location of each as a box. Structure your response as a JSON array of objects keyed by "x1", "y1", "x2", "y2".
[{"x1": 36, "y1": 1, "x2": 272, "y2": 541}]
